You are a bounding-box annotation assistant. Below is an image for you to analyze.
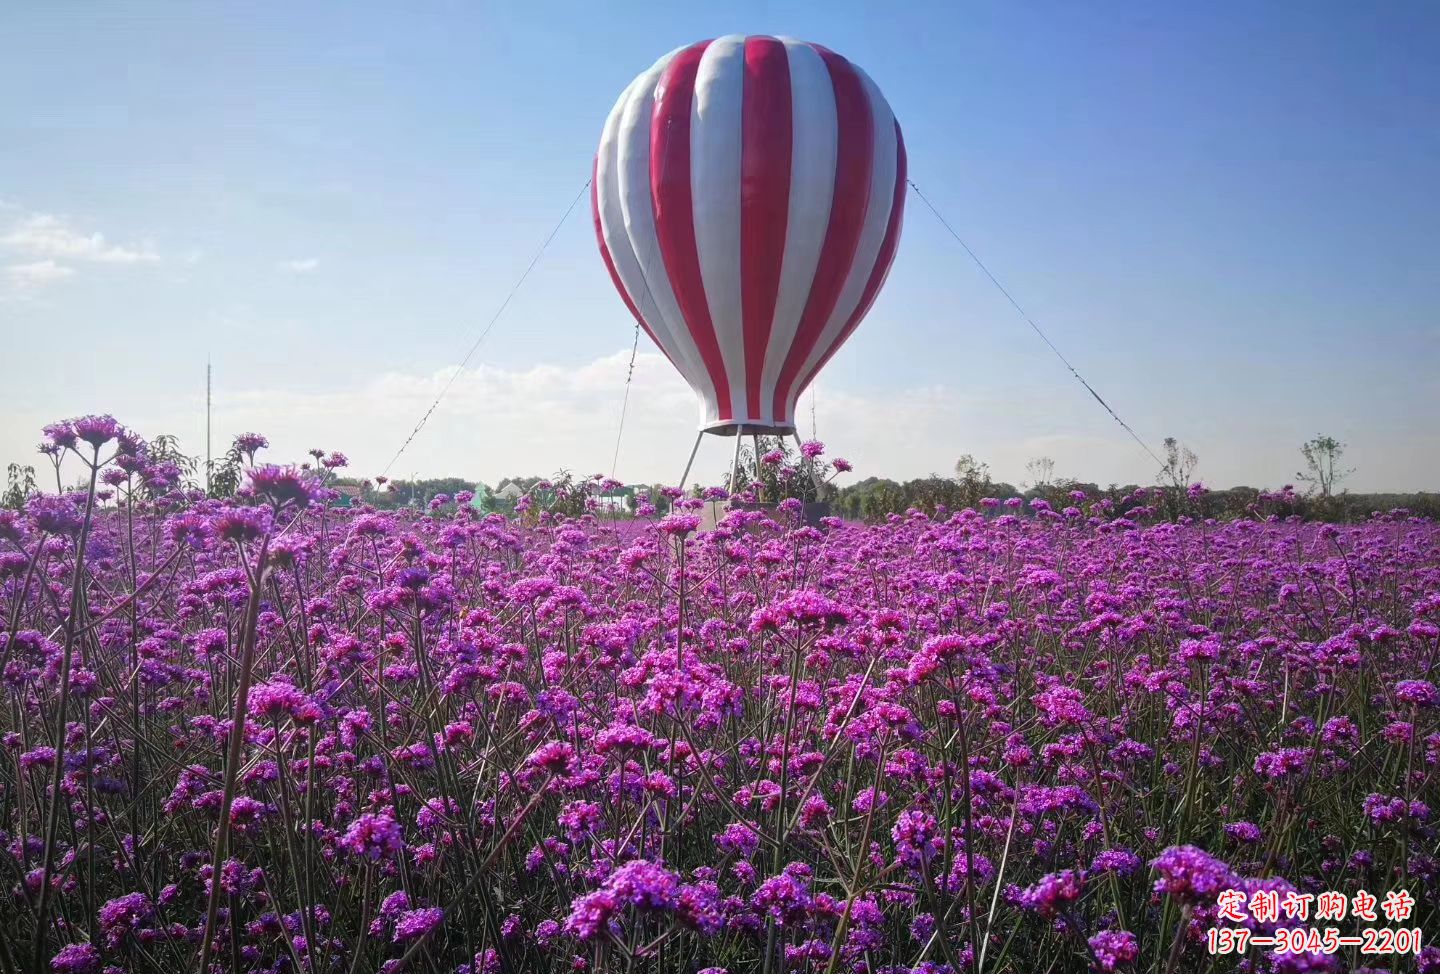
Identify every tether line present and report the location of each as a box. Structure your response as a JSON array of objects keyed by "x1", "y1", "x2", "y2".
[
  {"x1": 381, "y1": 178, "x2": 592, "y2": 477},
  {"x1": 610, "y1": 320, "x2": 641, "y2": 478},
  {"x1": 907, "y1": 178, "x2": 1167, "y2": 473}
]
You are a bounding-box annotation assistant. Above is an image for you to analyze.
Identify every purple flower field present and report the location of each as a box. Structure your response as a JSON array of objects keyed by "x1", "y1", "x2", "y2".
[{"x1": 2, "y1": 417, "x2": 1438, "y2": 974}]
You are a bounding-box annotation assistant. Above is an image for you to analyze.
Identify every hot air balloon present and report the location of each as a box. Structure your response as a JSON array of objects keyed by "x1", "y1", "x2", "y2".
[{"x1": 593, "y1": 35, "x2": 906, "y2": 482}]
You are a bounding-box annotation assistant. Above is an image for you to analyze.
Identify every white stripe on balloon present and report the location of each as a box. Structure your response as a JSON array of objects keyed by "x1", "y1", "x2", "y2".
[
  {"x1": 759, "y1": 38, "x2": 837, "y2": 428},
  {"x1": 690, "y1": 35, "x2": 747, "y2": 424},
  {"x1": 602, "y1": 48, "x2": 719, "y2": 426},
  {"x1": 788, "y1": 66, "x2": 899, "y2": 414}
]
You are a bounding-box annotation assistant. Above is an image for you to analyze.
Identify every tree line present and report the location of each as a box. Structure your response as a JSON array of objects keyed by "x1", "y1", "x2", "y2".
[
  {"x1": 827, "y1": 435, "x2": 1436, "y2": 523},
  {"x1": 4, "y1": 430, "x2": 1432, "y2": 524}
]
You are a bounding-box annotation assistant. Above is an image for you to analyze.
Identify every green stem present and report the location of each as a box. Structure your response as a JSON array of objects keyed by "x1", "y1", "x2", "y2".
[{"x1": 196, "y1": 532, "x2": 272, "y2": 974}]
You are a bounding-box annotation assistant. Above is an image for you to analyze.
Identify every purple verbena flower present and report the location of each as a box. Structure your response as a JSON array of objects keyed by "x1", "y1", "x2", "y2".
[
  {"x1": 1150, "y1": 845, "x2": 1234, "y2": 904},
  {"x1": 50, "y1": 944, "x2": 101, "y2": 974},
  {"x1": 341, "y1": 811, "x2": 404, "y2": 861},
  {"x1": 1088, "y1": 930, "x2": 1138, "y2": 971},
  {"x1": 1017, "y1": 870, "x2": 1082, "y2": 918},
  {"x1": 393, "y1": 907, "x2": 444, "y2": 942}
]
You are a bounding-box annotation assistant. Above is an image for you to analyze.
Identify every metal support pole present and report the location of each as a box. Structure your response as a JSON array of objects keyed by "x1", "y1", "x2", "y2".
[
  {"x1": 676, "y1": 430, "x2": 704, "y2": 495},
  {"x1": 727, "y1": 430, "x2": 744, "y2": 494}
]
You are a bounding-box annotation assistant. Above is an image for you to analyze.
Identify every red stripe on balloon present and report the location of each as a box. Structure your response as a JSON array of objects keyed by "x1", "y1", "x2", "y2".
[
  {"x1": 798, "y1": 121, "x2": 906, "y2": 391},
  {"x1": 739, "y1": 36, "x2": 792, "y2": 422},
  {"x1": 771, "y1": 45, "x2": 874, "y2": 425},
  {"x1": 591, "y1": 158, "x2": 673, "y2": 368},
  {"x1": 650, "y1": 40, "x2": 734, "y2": 422}
]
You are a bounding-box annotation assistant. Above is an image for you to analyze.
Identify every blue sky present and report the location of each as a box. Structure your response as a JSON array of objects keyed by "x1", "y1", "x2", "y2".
[{"x1": 2, "y1": 1, "x2": 1436, "y2": 491}]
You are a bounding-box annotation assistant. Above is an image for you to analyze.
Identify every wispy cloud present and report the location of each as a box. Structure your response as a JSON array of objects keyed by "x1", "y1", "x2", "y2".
[
  {"x1": 121, "y1": 350, "x2": 1116, "y2": 487},
  {"x1": 4, "y1": 259, "x2": 75, "y2": 289},
  {"x1": 3, "y1": 346, "x2": 1430, "y2": 491},
  {"x1": 0, "y1": 208, "x2": 165, "y2": 294},
  {"x1": 1, "y1": 213, "x2": 160, "y2": 264},
  {"x1": 279, "y1": 257, "x2": 319, "y2": 273}
]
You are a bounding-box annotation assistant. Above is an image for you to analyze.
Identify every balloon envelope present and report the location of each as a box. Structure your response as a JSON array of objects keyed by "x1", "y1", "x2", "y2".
[{"x1": 593, "y1": 35, "x2": 906, "y2": 434}]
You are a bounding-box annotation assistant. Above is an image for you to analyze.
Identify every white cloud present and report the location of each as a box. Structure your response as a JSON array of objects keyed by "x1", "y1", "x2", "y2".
[
  {"x1": 1, "y1": 213, "x2": 160, "y2": 263},
  {"x1": 77, "y1": 350, "x2": 1155, "y2": 488},
  {"x1": 4, "y1": 259, "x2": 75, "y2": 288},
  {"x1": 3, "y1": 348, "x2": 1435, "y2": 491},
  {"x1": 279, "y1": 257, "x2": 319, "y2": 273}
]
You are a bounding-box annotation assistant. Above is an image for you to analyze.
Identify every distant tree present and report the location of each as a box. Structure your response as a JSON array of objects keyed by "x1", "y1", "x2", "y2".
[
  {"x1": 641, "y1": 484, "x2": 673, "y2": 516},
  {"x1": 1155, "y1": 437, "x2": 1201, "y2": 519},
  {"x1": 1297, "y1": 435, "x2": 1354, "y2": 499},
  {"x1": 951, "y1": 454, "x2": 995, "y2": 509},
  {"x1": 1158, "y1": 437, "x2": 1199, "y2": 491},
  {"x1": 421, "y1": 478, "x2": 475, "y2": 498},
  {"x1": 954, "y1": 454, "x2": 989, "y2": 482},
  {"x1": 908, "y1": 476, "x2": 972, "y2": 515},
  {"x1": 147, "y1": 434, "x2": 200, "y2": 489},
  {"x1": 523, "y1": 469, "x2": 581, "y2": 518},
  {"x1": 861, "y1": 480, "x2": 907, "y2": 521},
  {"x1": 209, "y1": 441, "x2": 245, "y2": 498},
  {"x1": 1025, "y1": 456, "x2": 1056, "y2": 490},
  {"x1": 380, "y1": 477, "x2": 477, "y2": 509},
  {"x1": 833, "y1": 477, "x2": 899, "y2": 521},
  {"x1": 3, "y1": 463, "x2": 37, "y2": 510}
]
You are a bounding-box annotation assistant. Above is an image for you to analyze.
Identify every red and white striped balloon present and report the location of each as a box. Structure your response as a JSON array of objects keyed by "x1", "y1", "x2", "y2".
[{"x1": 593, "y1": 35, "x2": 906, "y2": 433}]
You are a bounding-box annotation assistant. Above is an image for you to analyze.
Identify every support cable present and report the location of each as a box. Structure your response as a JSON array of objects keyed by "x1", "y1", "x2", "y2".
[
  {"x1": 610, "y1": 320, "x2": 641, "y2": 479},
  {"x1": 907, "y1": 179, "x2": 1166, "y2": 472},
  {"x1": 380, "y1": 178, "x2": 592, "y2": 477}
]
